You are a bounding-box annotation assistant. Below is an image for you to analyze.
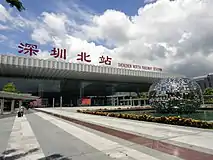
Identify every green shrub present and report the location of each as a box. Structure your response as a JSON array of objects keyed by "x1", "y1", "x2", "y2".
[{"x1": 77, "y1": 107, "x2": 213, "y2": 129}]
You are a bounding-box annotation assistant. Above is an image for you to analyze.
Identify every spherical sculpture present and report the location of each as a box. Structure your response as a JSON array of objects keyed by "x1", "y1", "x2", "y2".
[{"x1": 148, "y1": 77, "x2": 203, "y2": 113}]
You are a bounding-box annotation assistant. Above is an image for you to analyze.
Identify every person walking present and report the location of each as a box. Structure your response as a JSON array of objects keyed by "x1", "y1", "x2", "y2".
[
  {"x1": 17, "y1": 106, "x2": 24, "y2": 117},
  {"x1": 20, "y1": 106, "x2": 24, "y2": 116}
]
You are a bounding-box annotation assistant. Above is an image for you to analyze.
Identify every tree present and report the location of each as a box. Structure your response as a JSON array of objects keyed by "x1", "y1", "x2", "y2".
[
  {"x1": 5, "y1": 0, "x2": 25, "y2": 12},
  {"x1": 139, "y1": 92, "x2": 148, "y2": 99},
  {"x1": 203, "y1": 88, "x2": 213, "y2": 95},
  {"x1": 2, "y1": 82, "x2": 19, "y2": 93},
  {"x1": 203, "y1": 88, "x2": 213, "y2": 104}
]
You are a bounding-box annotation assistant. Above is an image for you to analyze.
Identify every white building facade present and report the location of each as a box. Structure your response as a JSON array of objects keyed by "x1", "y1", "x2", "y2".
[
  {"x1": 0, "y1": 54, "x2": 185, "y2": 106},
  {"x1": 0, "y1": 54, "x2": 182, "y2": 83}
]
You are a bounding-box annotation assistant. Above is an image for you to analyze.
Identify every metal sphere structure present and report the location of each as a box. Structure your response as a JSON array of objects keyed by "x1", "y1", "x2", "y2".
[{"x1": 148, "y1": 77, "x2": 203, "y2": 113}]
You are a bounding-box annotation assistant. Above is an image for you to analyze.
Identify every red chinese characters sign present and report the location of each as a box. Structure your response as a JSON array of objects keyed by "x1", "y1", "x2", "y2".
[
  {"x1": 18, "y1": 42, "x2": 67, "y2": 60},
  {"x1": 117, "y1": 63, "x2": 163, "y2": 72},
  {"x1": 77, "y1": 52, "x2": 91, "y2": 62},
  {"x1": 18, "y1": 42, "x2": 114, "y2": 65},
  {"x1": 17, "y1": 42, "x2": 162, "y2": 71},
  {"x1": 50, "y1": 48, "x2": 66, "y2": 60},
  {"x1": 18, "y1": 43, "x2": 39, "y2": 56},
  {"x1": 99, "y1": 55, "x2": 112, "y2": 65}
]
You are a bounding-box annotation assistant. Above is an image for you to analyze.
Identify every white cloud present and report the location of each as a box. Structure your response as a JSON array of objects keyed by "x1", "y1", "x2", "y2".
[
  {"x1": 41, "y1": 12, "x2": 68, "y2": 34},
  {"x1": 81, "y1": 10, "x2": 135, "y2": 46},
  {"x1": 0, "y1": 34, "x2": 7, "y2": 42},
  {"x1": 0, "y1": 4, "x2": 11, "y2": 22},
  {"x1": 1, "y1": 0, "x2": 213, "y2": 77},
  {"x1": 31, "y1": 28, "x2": 52, "y2": 45},
  {"x1": 0, "y1": 23, "x2": 9, "y2": 30},
  {"x1": 79, "y1": 0, "x2": 213, "y2": 76},
  {"x1": 0, "y1": 4, "x2": 35, "y2": 30},
  {"x1": 31, "y1": 12, "x2": 70, "y2": 45}
]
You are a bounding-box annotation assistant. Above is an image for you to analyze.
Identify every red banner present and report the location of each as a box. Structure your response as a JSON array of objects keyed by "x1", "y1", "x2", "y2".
[{"x1": 81, "y1": 98, "x2": 91, "y2": 106}]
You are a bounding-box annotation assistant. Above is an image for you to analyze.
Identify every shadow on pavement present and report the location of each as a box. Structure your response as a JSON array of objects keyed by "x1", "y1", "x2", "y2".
[
  {"x1": 1, "y1": 148, "x2": 39, "y2": 160},
  {"x1": 1, "y1": 149, "x2": 17, "y2": 155},
  {"x1": 38, "y1": 154, "x2": 72, "y2": 160},
  {"x1": 1, "y1": 148, "x2": 72, "y2": 160}
]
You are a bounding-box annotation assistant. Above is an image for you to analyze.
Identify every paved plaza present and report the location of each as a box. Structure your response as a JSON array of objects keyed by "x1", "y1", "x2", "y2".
[{"x1": 0, "y1": 107, "x2": 213, "y2": 160}]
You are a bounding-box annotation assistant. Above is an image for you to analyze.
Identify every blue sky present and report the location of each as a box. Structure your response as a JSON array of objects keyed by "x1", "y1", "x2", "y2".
[
  {"x1": 21, "y1": 0, "x2": 145, "y2": 16},
  {"x1": 78, "y1": 0, "x2": 145, "y2": 15},
  {"x1": 1, "y1": 0, "x2": 211, "y2": 76},
  {"x1": 0, "y1": 0, "x2": 147, "y2": 56}
]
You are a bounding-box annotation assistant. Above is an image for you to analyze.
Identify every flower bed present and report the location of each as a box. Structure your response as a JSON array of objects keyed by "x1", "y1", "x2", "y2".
[
  {"x1": 77, "y1": 107, "x2": 213, "y2": 129},
  {"x1": 90, "y1": 106, "x2": 153, "y2": 112}
]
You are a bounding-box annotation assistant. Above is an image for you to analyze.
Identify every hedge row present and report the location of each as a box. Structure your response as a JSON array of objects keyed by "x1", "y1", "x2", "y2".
[
  {"x1": 77, "y1": 109, "x2": 213, "y2": 129},
  {"x1": 89, "y1": 106, "x2": 153, "y2": 112}
]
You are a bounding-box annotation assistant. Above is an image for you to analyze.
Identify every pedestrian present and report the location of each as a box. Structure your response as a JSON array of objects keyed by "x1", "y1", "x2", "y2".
[
  {"x1": 20, "y1": 106, "x2": 24, "y2": 116},
  {"x1": 17, "y1": 106, "x2": 23, "y2": 117}
]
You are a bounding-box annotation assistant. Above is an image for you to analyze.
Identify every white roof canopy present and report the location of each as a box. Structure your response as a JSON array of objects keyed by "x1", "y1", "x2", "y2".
[
  {"x1": 0, "y1": 54, "x2": 184, "y2": 83},
  {"x1": 0, "y1": 91, "x2": 40, "y2": 100}
]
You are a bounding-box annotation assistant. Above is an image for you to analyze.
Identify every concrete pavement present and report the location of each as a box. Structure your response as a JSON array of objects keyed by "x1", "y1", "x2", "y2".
[
  {"x1": 36, "y1": 107, "x2": 213, "y2": 160},
  {"x1": 0, "y1": 109, "x2": 176, "y2": 160},
  {"x1": 1, "y1": 107, "x2": 213, "y2": 159},
  {"x1": 0, "y1": 116, "x2": 15, "y2": 158},
  {"x1": 1, "y1": 110, "x2": 113, "y2": 160}
]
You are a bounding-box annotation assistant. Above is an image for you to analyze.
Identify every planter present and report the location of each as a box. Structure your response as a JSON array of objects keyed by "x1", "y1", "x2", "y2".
[{"x1": 77, "y1": 107, "x2": 213, "y2": 129}]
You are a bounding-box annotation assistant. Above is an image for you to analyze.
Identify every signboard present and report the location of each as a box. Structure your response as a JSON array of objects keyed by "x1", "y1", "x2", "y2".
[
  {"x1": 118, "y1": 63, "x2": 162, "y2": 72},
  {"x1": 81, "y1": 98, "x2": 91, "y2": 106},
  {"x1": 17, "y1": 42, "x2": 162, "y2": 72},
  {"x1": 17, "y1": 42, "x2": 112, "y2": 65}
]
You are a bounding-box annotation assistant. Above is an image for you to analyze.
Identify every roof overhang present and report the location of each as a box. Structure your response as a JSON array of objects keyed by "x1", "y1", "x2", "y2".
[
  {"x1": 0, "y1": 91, "x2": 40, "y2": 100},
  {"x1": 0, "y1": 54, "x2": 184, "y2": 83}
]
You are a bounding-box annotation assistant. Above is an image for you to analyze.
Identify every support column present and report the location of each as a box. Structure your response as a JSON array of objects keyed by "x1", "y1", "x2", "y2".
[
  {"x1": 138, "y1": 100, "x2": 141, "y2": 106},
  {"x1": 52, "y1": 98, "x2": 55, "y2": 108},
  {"x1": 79, "y1": 82, "x2": 83, "y2": 107},
  {"x1": 130, "y1": 97, "x2": 133, "y2": 106},
  {"x1": 93, "y1": 99, "x2": 96, "y2": 106},
  {"x1": 116, "y1": 96, "x2": 119, "y2": 106},
  {"x1": 111, "y1": 97, "x2": 113, "y2": 106},
  {"x1": 11, "y1": 100, "x2": 15, "y2": 113},
  {"x1": 60, "y1": 96, "x2": 62, "y2": 108},
  {"x1": 144, "y1": 99, "x2": 146, "y2": 105},
  {"x1": 70, "y1": 100, "x2": 72, "y2": 107},
  {"x1": 111, "y1": 85, "x2": 115, "y2": 106},
  {"x1": 102, "y1": 99, "x2": 104, "y2": 106},
  {"x1": 19, "y1": 100, "x2": 22, "y2": 109},
  {"x1": 0, "y1": 99, "x2": 4, "y2": 115}
]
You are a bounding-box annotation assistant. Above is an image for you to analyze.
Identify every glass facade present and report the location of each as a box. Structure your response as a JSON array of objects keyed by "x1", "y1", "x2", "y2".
[
  {"x1": 0, "y1": 77, "x2": 151, "y2": 107},
  {"x1": 0, "y1": 77, "x2": 60, "y2": 93}
]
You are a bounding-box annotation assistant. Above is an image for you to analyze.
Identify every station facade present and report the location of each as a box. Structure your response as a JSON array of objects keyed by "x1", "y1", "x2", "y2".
[
  {"x1": 193, "y1": 73, "x2": 213, "y2": 91},
  {"x1": 0, "y1": 54, "x2": 183, "y2": 107}
]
